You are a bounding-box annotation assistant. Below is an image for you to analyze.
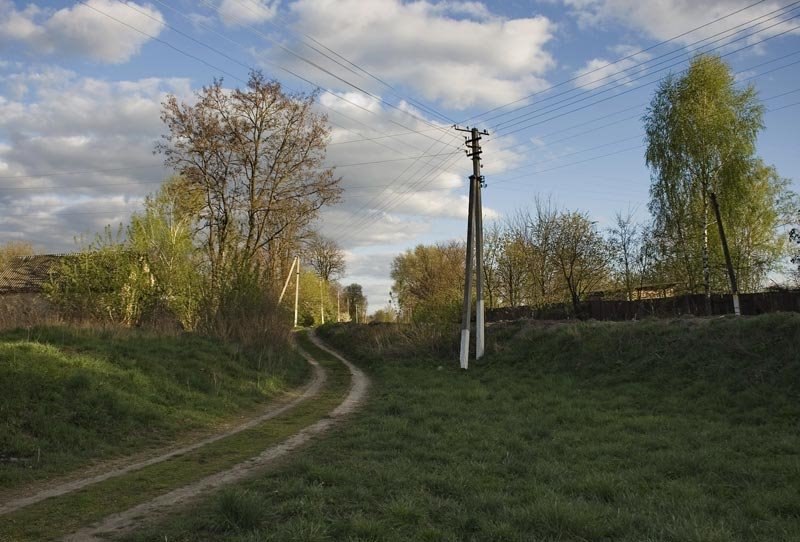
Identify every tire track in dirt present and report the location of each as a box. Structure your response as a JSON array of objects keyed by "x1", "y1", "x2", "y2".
[
  {"x1": 62, "y1": 331, "x2": 368, "y2": 542},
  {"x1": 0, "y1": 343, "x2": 326, "y2": 517}
]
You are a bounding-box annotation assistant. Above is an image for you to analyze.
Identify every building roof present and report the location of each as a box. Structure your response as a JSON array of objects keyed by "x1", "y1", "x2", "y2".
[{"x1": 0, "y1": 254, "x2": 70, "y2": 294}]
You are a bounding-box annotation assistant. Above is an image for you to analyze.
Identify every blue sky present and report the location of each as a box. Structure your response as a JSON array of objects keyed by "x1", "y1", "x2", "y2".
[{"x1": 1, "y1": 0, "x2": 798, "y2": 308}]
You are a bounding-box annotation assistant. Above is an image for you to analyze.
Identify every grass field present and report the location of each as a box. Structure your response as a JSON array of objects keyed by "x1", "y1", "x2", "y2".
[
  {"x1": 0, "y1": 325, "x2": 308, "y2": 490},
  {"x1": 123, "y1": 314, "x2": 800, "y2": 542},
  {"x1": 0, "y1": 332, "x2": 353, "y2": 541}
]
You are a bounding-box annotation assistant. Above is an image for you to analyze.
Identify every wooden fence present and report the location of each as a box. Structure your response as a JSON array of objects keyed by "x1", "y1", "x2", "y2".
[{"x1": 486, "y1": 291, "x2": 800, "y2": 322}]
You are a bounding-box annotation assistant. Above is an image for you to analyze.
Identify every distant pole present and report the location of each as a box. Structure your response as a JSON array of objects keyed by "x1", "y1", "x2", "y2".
[
  {"x1": 337, "y1": 290, "x2": 341, "y2": 322},
  {"x1": 709, "y1": 191, "x2": 741, "y2": 316},
  {"x1": 455, "y1": 125, "x2": 488, "y2": 369},
  {"x1": 294, "y1": 257, "x2": 300, "y2": 327},
  {"x1": 278, "y1": 256, "x2": 297, "y2": 305},
  {"x1": 320, "y1": 278, "x2": 325, "y2": 325}
]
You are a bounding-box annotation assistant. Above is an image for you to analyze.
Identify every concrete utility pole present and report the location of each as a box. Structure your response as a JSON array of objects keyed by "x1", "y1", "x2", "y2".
[
  {"x1": 455, "y1": 125, "x2": 488, "y2": 369},
  {"x1": 278, "y1": 256, "x2": 297, "y2": 305},
  {"x1": 337, "y1": 290, "x2": 341, "y2": 322},
  {"x1": 294, "y1": 257, "x2": 300, "y2": 327},
  {"x1": 320, "y1": 278, "x2": 325, "y2": 325}
]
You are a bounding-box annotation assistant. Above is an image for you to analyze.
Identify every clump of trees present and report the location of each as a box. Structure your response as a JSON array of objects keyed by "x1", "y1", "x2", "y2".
[
  {"x1": 391, "y1": 202, "x2": 613, "y2": 322},
  {"x1": 46, "y1": 72, "x2": 342, "y2": 346}
]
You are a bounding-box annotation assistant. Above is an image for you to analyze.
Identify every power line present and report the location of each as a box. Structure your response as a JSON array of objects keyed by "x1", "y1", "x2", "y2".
[
  {"x1": 231, "y1": 0, "x2": 457, "y2": 125},
  {"x1": 492, "y1": 28, "x2": 800, "y2": 140},
  {"x1": 491, "y1": 12, "x2": 800, "y2": 136},
  {"x1": 117, "y1": 0, "x2": 448, "y2": 156},
  {"x1": 194, "y1": 0, "x2": 461, "y2": 145},
  {"x1": 462, "y1": 0, "x2": 774, "y2": 124}
]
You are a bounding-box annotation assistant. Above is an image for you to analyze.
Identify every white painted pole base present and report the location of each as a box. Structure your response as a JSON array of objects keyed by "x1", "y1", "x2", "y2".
[
  {"x1": 460, "y1": 329, "x2": 470, "y2": 370},
  {"x1": 733, "y1": 293, "x2": 741, "y2": 316},
  {"x1": 476, "y1": 300, "x2": 485, "y2": 359}
]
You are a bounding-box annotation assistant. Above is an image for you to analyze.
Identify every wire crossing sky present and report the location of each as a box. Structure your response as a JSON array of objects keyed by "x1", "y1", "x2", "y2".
[{"x1": 1, "y1": 0, "x2": 798, "y2": 307}]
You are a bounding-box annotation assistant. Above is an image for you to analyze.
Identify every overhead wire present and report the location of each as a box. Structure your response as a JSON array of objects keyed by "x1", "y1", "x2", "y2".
[
  {"x1": 490, "y1": 9, "x2": 800, "y2": 137},
  {"x1": 231, "y1": 0, "x2": 457, "y2": 125},
  {"x1": 118, "y1": 0, "x2": 446, "y2": 156},
  {"x1": 462, "y1": 0, "x2": 774, "y2": 124},
  {"x1": 193, "y1": 0, "x2": 461, "y2": 146},
  {"x1": 491, "y1": 25, "x2": 800, "y2": 141}
]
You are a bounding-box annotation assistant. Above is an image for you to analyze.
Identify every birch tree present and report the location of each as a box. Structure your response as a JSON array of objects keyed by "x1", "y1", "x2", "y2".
[{"x1": 644, "y1": 55, "x2": 764, "y2": 309}]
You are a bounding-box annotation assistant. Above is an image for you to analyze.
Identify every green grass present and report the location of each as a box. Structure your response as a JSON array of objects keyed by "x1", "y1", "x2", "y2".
[
  {"x1": 0, "y1": 325, "x2": 308, "y2": 490},
  {"x1": 0, "y1": 332, "x2": 353, "y2": 541},
  {"x1": 124, "y1": 314, "x2": 799, "y2": 542}
]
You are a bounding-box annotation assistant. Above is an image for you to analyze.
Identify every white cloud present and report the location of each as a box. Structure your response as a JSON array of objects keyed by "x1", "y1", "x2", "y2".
[
  {"x1": 283, "y1": 0, "x2": 556, "y2": 109},
  {"x1": 562, "y1": 0, "x2": 799, "y2": 46},
  {"x1": 310, "y1": 90, "x2": 509, "y2": 249},
  {"x1": 0, "y1": 0, "x2": 164, "y2": 63},
  {"x1": 0, "y1": 68, "x2": 191, "y2": 250},
  {"x1": 218, "y1": 0, "x2": 279, "y2": 27},
  {"x1": 573, "y1": 46, "x2": 653, "y2": 89}
]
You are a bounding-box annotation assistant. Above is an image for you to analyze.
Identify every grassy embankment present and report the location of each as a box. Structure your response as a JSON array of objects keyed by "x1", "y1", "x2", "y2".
[
  {"x1": 127, "y1": 314, "x2": 799, "y2": 542},
  {"x1": 0, "y1": 325, "x2": 309, "y2": 490},
  {"x1": 0, "y1": 331, "x2": 354, "y2": 541}
]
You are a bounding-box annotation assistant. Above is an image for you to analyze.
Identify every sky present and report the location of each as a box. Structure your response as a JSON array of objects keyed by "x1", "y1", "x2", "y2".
[{"x1": 1, "y1": 0, "x2": 799, "y2": 311}]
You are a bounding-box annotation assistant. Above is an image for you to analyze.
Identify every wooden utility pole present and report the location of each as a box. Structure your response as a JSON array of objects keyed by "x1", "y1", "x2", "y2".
[
  {"x1": 709, "y1": 191, "x2": 741, "y2": 316},
  {"x1": 455, "y1": 125, "x2": 488, "y2": 369}
]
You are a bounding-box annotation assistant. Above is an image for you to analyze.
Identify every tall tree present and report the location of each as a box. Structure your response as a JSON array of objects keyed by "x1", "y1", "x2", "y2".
[
  {"x1": 644, "y1": 55, "x2": 764, "y2": 310},
  {"x1": 157, "y1": 71, "x2": 341, "y2": 291},
  {"x1": 305, "y1": 233, "x2": 346, "y2": 282},
  {"x1": 551, "y1": 211, "x2": 611, "y2": 315},
  {"x1": 390, "y1": 241, "x2": 464, "y2": 323},
  {"x1": 607, "y1": 209, "x2": 640, "y2": 301},
  {"x1": 304, "y1": 233, "x2": 345, "y2": 324},
  {"x1": 342, "y1": 283, "x2": 367, "y2": 323}
]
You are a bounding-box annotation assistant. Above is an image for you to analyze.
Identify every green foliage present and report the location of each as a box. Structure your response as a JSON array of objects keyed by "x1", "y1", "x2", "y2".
[
  {"x1": 45, "y1": 226, "x2": 154, "y2": 326},
  {"x1": 127, "y1": 184, "x2": 203, "y2": 329},
  {"x1": 644, "y1": 54, "x2": 792, "y2": 294},
  {"x1": 391, "y1": 241, "x2": 464, "y2": 323},
  {"x1": 342, "y1": 283, "x2": 367, "y2": 322}
]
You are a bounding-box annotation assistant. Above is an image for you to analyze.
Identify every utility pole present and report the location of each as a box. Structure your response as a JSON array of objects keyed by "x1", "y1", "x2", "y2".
[
  {"x1": 455, "y1": 125, "x2": 488, "y2": 369},
  {"x1": 709, "y1": 191, "x2": 741, "y2": 316},
  {"x1": 294, "y1": 257, "x2": 300, "y2": 327},
  {"x1": 278, "y1": 256, "x2": 297, "y2": 305},
  {"x1": 320, "y1": 278, "x2": 325, "y2": 325},
  {"x1": 337, "y1": 289, "x2": 341, "y2": 323}
]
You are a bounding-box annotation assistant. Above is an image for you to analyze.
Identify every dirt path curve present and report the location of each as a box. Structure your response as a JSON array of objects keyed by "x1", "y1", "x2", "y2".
[
  {"x1": 63, "y1": 331, "x2": 368, "y2": 542},
  {"x1": 0, "y1": 341, "x2": 326, "y2": 517}
]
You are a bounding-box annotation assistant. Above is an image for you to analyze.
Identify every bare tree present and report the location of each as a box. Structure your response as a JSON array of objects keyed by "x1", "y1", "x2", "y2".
[
  {"x1": 157, "y1": 71, "x2": 341, "y2": 289},
  {"x1": 552, "y1": 211, "x2": 611, "y2": 315},
  {"x1": 305, "y1": 233, "x2": 346, "y2": 282},
  {"x1": 607, "y1": 209, "x2": 640, "y2": 301}
]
